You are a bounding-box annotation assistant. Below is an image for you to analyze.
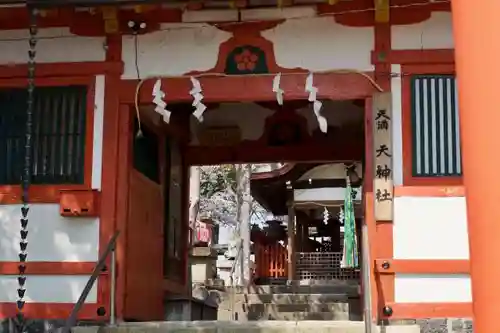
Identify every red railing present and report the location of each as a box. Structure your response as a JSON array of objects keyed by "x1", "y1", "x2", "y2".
[{"x1": 255, "y1": 243, "x2": 288, "y2": 279}]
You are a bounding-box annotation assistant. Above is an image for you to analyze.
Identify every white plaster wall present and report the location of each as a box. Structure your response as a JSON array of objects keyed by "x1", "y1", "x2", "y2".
[
  {"x1": 0, "y1": 275, "x2": 97, "y2": 303},
  {"x1": 294, "y1": 163, "x2": 363, "y2": 202},
  {"x1": 0, "y1": 75, "x2": 104, "y2": 303},
  {"x1": 92, "y1": 75, "x2": 105, "y2": 190},
  {"x1": 122, "y1": 16, "x2": 374, "y2": 79},
  {"x1": 190, "y1": 102, "x2": 274, "y2": 144},
  {"x1": 299, "y1": 162, "x2": 362, "y2": 181},
  {"x1": 122, "y1": 23, "x2": 231, "y2": 79},
  {"x1": 393, "y1": 196, "x2": 469, "y2": 260},
  {"x1": 191, "y1": 100, "x2": 363, "y2": 144},
  {"x1": 392, "y1": 12, "x2": 454, "y2": 50},
  {"x1": 0, "y1": 74, "x2": 103, "y2": 261},
  {"x1": 91, "y1": 75, "x2": 106, "y2": 190},
  {"x1": 393, "y1": 196, "x2": 471, "y2": 303},
  {"x1": 296, "y1": 100, "x2": 364, "y2": 133},
  {"x1": 393, "y1": 195, "x2": 471, "y2": 302},
  {"x1": 241, "y1": 6, "x2": 316, "y2": 22},
  {"x1": 263, "y1": 17, "x2": 374, "y2": 71},
  {"x1": 395, "y1": 274, "x2": 471, "y2": 303},
  {"x1": 0, "y1": 204, "x2": 99, "y2": 262},
  {"x1": 391, "y1": 64, "x2": 403, "y2": 186},
  {"x1": 389, "y1": 19, "x2": 470, "y2": 304},
  {"x1": 294, "y1": 187, "x2": 362, "y2": 202},
  {"x1": 0, "y1": 28, "x2": 106, "y2": 64}
]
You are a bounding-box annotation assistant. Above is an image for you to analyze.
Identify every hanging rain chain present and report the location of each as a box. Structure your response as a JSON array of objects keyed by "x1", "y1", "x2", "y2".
[{"x1": 15, "y1": 7, "x2": 38, "y2": 333}]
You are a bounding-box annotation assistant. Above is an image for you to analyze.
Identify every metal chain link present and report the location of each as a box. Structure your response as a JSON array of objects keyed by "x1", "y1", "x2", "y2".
[{"x1": 15, "y1": 6, "x2": 38, "y2": 333}]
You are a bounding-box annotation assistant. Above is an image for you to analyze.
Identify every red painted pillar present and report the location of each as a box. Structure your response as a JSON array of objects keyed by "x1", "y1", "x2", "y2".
[{"x1": 451, "y1": 1, "x2": 500, "y2": 332}]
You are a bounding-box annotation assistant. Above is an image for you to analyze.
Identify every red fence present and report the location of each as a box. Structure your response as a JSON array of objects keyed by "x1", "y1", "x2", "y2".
[{"x1": 255, "y1": 243, "x2": 288, "y2": 278}]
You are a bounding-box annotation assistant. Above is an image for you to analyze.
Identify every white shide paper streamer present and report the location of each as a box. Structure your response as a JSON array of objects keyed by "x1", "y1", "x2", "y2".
[
  {"x1": 272, "y1": 72, "x2": 284, "y2": 105},
  {"x1": 190, "y1": 76, "x2": 207, "y2": 122},
  {"x1": 338, "y1": 206, "x2": 345, "y2": 225},
  {"x1": 152, "y1": 79, "x2": 171, "y2": 123},
  {"x1": 323, "y1": 207, "x2": 330, "y2": 225},
  {"x1": 305, "y1": 73, "x2": 328, "y2": 133}
]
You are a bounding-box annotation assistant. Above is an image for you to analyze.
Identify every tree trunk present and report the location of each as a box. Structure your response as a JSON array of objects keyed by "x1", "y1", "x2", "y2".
[
  {"x1": 236, "y1": 164, "x2": 252, "y2": 285},
  {"x1": 187, "y1": 166, "x2": 201, "y2": 316},
  {"x1": 189, "y1": 166, "x2": 201, "y2": 231}
]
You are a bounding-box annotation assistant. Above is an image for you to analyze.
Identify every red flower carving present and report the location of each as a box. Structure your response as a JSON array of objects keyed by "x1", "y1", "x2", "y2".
[{"x1": 234, "y1": 49, "x2": 259, "y2": 71}]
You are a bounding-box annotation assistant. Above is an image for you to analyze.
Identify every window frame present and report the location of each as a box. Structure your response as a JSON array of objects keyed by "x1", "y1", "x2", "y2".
[
  {"x1": 401, "y1": 63, "x2": 462, "y2": 186},
  {"x1": 0, "y1": 76, "x2": 95, "y2": 203}
]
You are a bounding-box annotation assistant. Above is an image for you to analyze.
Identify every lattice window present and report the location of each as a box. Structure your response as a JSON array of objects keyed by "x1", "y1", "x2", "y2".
[
  {"x1": 296, "y1": 252, "x2": 360, "y2": 281},
  {"x1": 0, "y1": 86, "x2": 87, "y2": 185},
  {"x1": 411, "y1": 75, "x2": 462, "y2": 177}
]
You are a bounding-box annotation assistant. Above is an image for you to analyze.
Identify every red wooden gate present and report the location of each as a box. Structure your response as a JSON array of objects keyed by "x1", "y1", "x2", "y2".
[{"x1": 255, "y1": 243, "x2": 288, "y2": 279}]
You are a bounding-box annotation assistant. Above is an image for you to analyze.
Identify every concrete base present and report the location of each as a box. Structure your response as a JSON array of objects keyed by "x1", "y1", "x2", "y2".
[
  {"x1": 190, "y1": 247, "x2": 218, "y2": 284},
  {"x1": 0, "y1": 317, "x2": 473, "y2": 333},
  {"x1": 388, "y1": 318, "x2": 473, "y2": 333},
  {"x1": 164, "y1": 297, "x2": 217, "y2": 321},
  {"x1": 73, "y1": 321, "x2": 420, "y2": 333}
]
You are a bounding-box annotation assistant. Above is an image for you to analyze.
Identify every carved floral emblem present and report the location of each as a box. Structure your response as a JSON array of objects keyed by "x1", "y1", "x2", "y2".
[{"x1": 234, "y1": 49, "x2": 259, "y2": 71}]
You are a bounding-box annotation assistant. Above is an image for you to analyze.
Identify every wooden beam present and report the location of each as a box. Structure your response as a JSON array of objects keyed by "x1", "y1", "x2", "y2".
[
  {"x1": 374, "y1": 259, "x2": 470, "y2": 274},
  {"x1": 185, "y1": 140, "x2": 363, "y2": 165},
  {"x1": 287, "y1": 202, "x2": 296, "y2": 282},
  {"x1": 277, "y1": 0, "x2": 294, "y2": 7},
  {"x1": 101, "y1": 6, "x2": 119, "y2": 34},
  {"x1": 374, "y1": 0, "x2": 389, "y2": 23}
]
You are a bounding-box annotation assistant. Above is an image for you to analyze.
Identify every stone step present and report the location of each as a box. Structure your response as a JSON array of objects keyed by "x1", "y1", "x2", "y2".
[
  {"x1": 218, "y1": 305, "x2": 361, "y2": 321},
  {"x1": 227, "y1": 283, "x2": 359, "y2": 295},
  {"x1": 220, "y1": 293, "x2": 358, "y2": 305},
  {"x1": 218, "y1": 298, "x2": 362, "y2": 322},
  {"x1": 73, "y1": 321, "x2": 420, "y2": 333},
  {"x1": 240, "y1": 302, "x2": 352, "y2": 312},
  {"x1": 218, "y1": 309, "x2": 351, "y2": 321}
]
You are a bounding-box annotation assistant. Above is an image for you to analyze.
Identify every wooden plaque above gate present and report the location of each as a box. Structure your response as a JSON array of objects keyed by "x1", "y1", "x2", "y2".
[{"x1": 197, "y1": 126, "x2": 241, "y2": 146}]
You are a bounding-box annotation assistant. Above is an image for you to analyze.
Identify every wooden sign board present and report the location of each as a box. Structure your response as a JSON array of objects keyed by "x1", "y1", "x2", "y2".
[
  {"x1": 193, "y1": 220, "x2": 214, "y2": 245},
  {"x1": 197, "y1": 126, "x2": 241, "y2": 146},
  {"x1": 372, "y1": 92, "x2": 393, "y2": 221}
]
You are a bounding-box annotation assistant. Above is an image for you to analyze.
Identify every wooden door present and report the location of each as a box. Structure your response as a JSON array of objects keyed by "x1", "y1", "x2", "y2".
[{"x1": 123, "y1": 170, "x2": 164, "y2": 320}]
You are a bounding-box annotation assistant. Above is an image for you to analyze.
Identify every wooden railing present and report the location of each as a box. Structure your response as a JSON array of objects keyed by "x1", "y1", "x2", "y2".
[
  {"x1": 254, "y1": 243, "x2": 288, "y2": 279},
  {"x1": 61, "y1": 230, "x2": 120, "y2": 333},
  {"x1": 254, "y1": 243, "x2": 362, "y2": 281}
]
